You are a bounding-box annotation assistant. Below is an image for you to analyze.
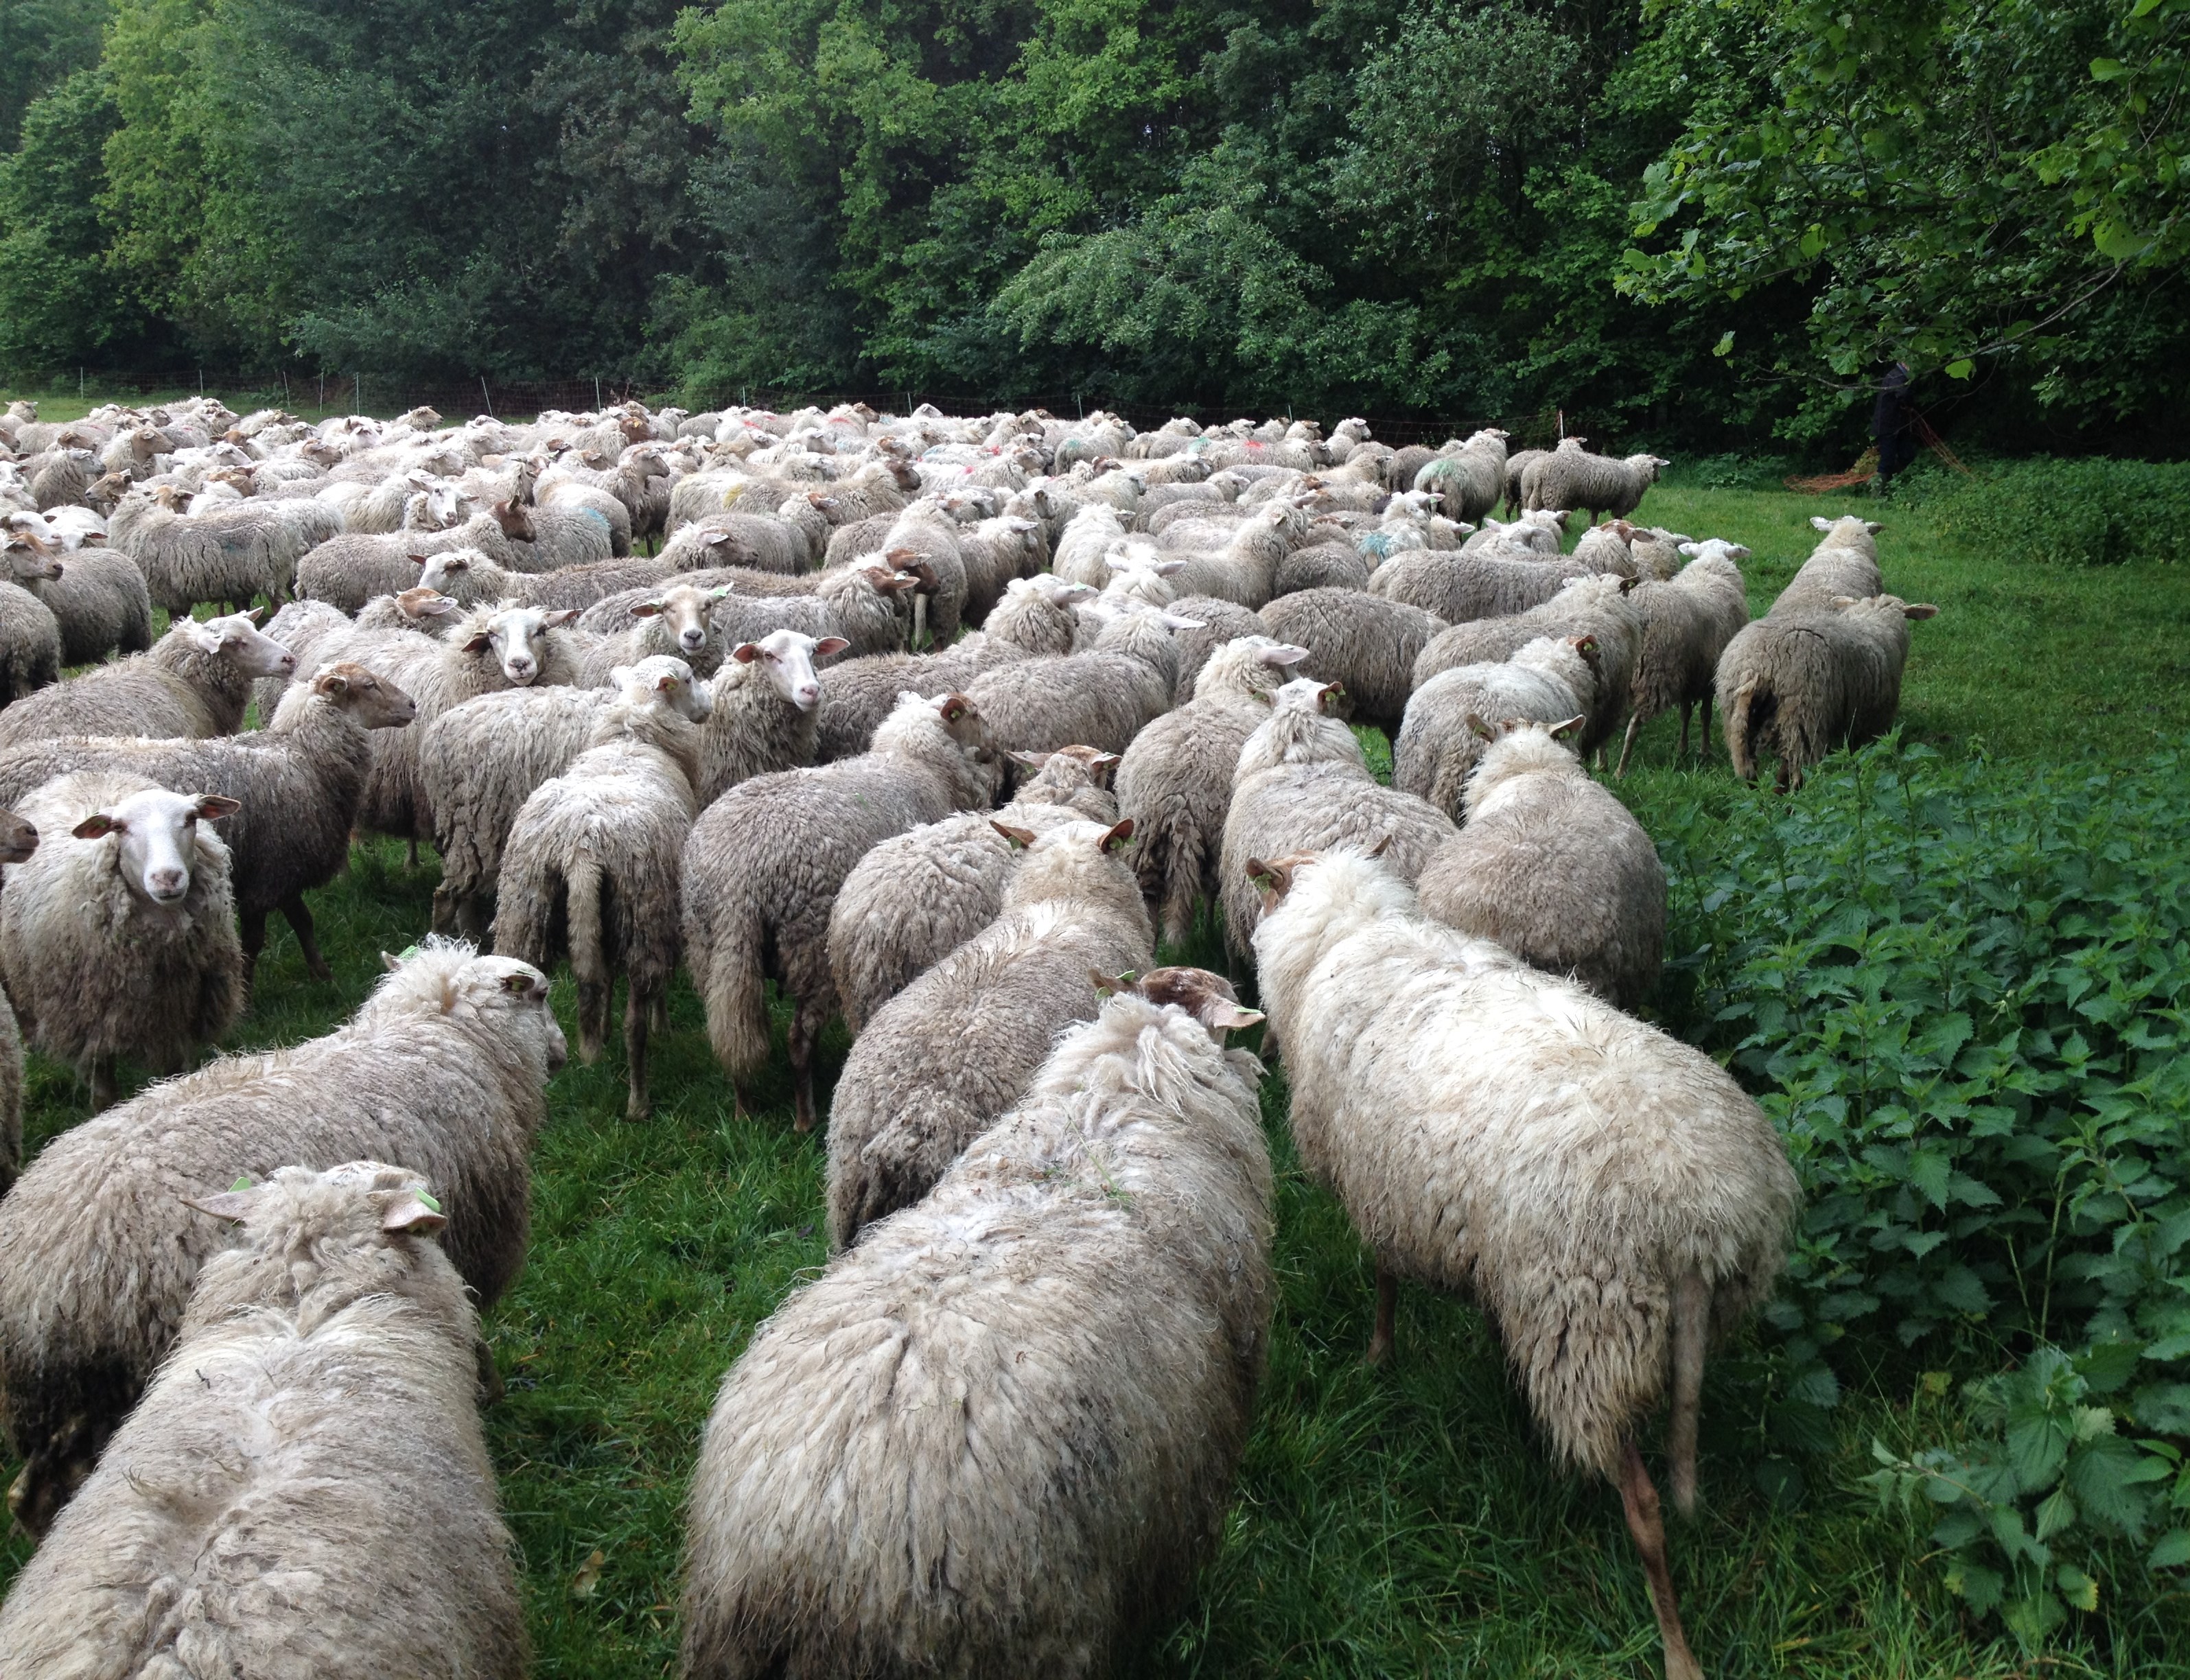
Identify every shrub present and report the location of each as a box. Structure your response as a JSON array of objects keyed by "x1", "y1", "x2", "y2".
[
  {"x1": 1909, "y1": 457, "x2": 2190, "y2": 566},
  {"x1": 1651, "y1": 738, "x2": 2190, "y2": 1636}
]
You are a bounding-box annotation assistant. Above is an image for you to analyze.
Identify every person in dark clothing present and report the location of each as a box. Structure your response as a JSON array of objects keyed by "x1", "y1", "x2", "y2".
[{"x1": 1872, "y1": 361, "x2": 1917, "y2": 486}]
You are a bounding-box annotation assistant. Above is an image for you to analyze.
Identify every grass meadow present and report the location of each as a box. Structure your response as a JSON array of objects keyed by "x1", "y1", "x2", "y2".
[{"x1": 3, "y1": 393, "x2": 2189, "y2": 1677}]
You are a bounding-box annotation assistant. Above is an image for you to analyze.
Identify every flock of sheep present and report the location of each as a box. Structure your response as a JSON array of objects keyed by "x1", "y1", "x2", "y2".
[{"x1": 0, "y1": 393, "x2": 1942, "y2": 1679}]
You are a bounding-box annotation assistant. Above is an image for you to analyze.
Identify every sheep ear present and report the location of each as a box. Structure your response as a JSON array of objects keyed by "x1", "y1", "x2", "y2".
[
  {"x1": 1728, "y1": 544, "x2": 1751, "y2": 560},
  {"x1": 182, "y1": 1187, "x2": 257, "y2": 1222},
  {"x1": 1202, "y1": 1000, "x2": 1264, "y2": 1031},
  {"x1": 1810, "y1": 516, "x2": 1832, "y2": 532},
  {"x1": 938, "y1": 694, "x2": 972, "y2": 723},
  {"x1": 1618, "y1": 576, "x2": 1640, "y2": 594},
  {"x1": 1865, "y1": 520, "x2": 1885, "y2": 535},
  {"x1": 378, "y1": 1189, "x2": 447, "y2": 1235},
  {"x1": 71, "y1": 813, "x2": 119, "y2": 840},
  {"x1": 194, "y1": 795, "x2": 241, "y2": 821},
  {"x1": 1465, "y1": 714, "x2": 1495, "y2": 742},
  {"x1": 1088, "y1": 967, "x2": 1137, "y2": 996},
  {"x1": 629, "y1": 599, "x2": 665, "y2": 619},
  {"x1": 499, "y1": 970, "x2": 544, "y2": 996},
  {"x1": 380, "y1": 949, "x2": 407, "y2": 972},
  {"x1": 542, "y1": 609, "x2": 580, "y2": 629},
  {"x1": 1006, "y1": 749, "x2": 1049, "y2": 768},
  {"x1": 1572, "y1": 634, "x2": 1598, "y2": 655},
  {"x1": 246, "y1": 605, "x2": 268, "y2": 626},
  {"x1": 1090, "y1": 751, "x2": 1120, "y2": 771},
  {"x1": 1678, "y1": 542, "x2": 1699, "y2": 557},
  {"x1": 1261, "y1": 644, "x2": 1310, "y2": 667},
  {"x1": 314, "y1": 669, "x2": 350, "y2": 697},
  {"x1": 990, "y1": 821, "x2": 1036, "y2": 849},
  {"x1": 1161, "y1": 614, "x2": 1206, "y2": 631},
  {"x1": 1099, "y1": 818, "x2": 1136, "y2": 854},
  {"x1": 1902, "y1": 602, "x2": 1939, "y2": 619},
  {"x1": 812, "y1": 635, "x2": 849, "y2": 657},
  {"x1": 1250, "y1": 688, "x2": 1274, "y2": 706},
  {"x1": 1550, "y1": 714, "x2": 1586, "y2": 740},
  {"x1": 1317, "y1": 681, "x2": 1347, "y2": 710},
  {"x1": 461, "y1": 631, "x2": 493, "y2": 652}
]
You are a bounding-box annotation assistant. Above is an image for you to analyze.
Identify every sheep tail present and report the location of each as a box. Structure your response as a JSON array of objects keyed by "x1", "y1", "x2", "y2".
[
  {"x1": 1156, "y1": 811, "x2": 1204, "y2": 950},
  {"x1": 1428, "y1": 746, "x2": 1478, "y2": 824},
  {"x1": 566, "y1": 852, "x2": 607, "y2": 995},
  {"x1": 702, "y1": 885, "x2": 771, "y2": 1079},
  {"x1": 1668, "y1": 1270, "x2": 1710, "y2": 1517},
  {"x1": 1723, "y1": 676, "x2": 1760, "y2": 782}
]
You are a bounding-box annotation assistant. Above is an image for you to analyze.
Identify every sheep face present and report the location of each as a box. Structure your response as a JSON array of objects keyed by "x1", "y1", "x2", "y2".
[
  {"x1": 374, "y1": 943, "x2": 569, "y2": 1072},
  {"x1": 188, "y1": 611, "x2": 300, "y2": 680},
  {"x1": 613, "y1": 655, "x2": 712, "y2": 722},
  {"x1": 0, "y1": 808, "x2": 36, "y2": 864},
  {"x1": 476, "y1": 606, "x2": 574, "y2": 686},
  {"x1": 732, "y1": 629, "x2": 845, "y2": 712},
  {"x1": 70, "y1": 788, "x2": 240, "y2": 907},
  {"x1": 1104, "y1": 964, "x2": 1265, "y2": 1039},
  {"x1": 631, "y1": 585, "x2": 725, "y2": 661},
  {"x1": 313, "y1": 661, "x2": 419, "y2": 729},
  {"x1": 2, "y1": 536, "x2": 62, "y2": 584}
]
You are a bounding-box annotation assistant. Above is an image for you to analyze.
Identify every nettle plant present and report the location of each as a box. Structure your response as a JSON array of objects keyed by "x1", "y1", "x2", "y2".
[{"x1": 1653, "y1": 739, "x2": 2190, "y2": 1643}]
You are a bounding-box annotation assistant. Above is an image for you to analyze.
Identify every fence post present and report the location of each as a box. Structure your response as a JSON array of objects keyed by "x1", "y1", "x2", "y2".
[{"x1": 480, "y1": 375, "x2": 493, "y2": 419}]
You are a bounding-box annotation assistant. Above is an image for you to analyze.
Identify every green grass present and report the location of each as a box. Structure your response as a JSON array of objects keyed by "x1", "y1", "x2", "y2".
[{"x1": 2, "y1": 481, "x2": 2188, "y2": 1675}]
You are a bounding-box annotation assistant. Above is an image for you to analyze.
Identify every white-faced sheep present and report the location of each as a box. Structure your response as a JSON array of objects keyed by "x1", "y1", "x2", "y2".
[
  {"x1": 1394, "y1": 636, "x2": 1602, "y2": 821},
  {"x1": 1412, "y1": 574, "x2": 1644, "y2": 765},
  {"x1": 1416, "y1": 719, "x2": 1667, "y2": 1007},
  {"x1": 682, "y1": 690, "x2": 1001, "y2": 1131},
  {"x1": 0, "y1": 660, "x2": 416, "y2": 987},
  {"x1": 1257, "y1": 587, "x2": 1448, "y2": 737},
  {"x1": 493, "y1": 661, "x2": 707, "y2": 1118},
  {"x1": 0, "y1": 1163, "x2": 526, "y2": 1677},
  {"x1": 1717, "y1": 594, "x2": 1939, "y2": 791},
  {"x1": 0, "y1": 941, "x2": 564, "y2": 1534},
  {"x1": 1614, "y1": 541, "x2": 1752, "y2": 775},
  {"x1": 0, "y1": 609, "x2": 296, "y2": 750},
  {"x1": 1771, "y1": 515, "x2": 1885, "y2": 613},
  {"x1": 826, "y1": 744, "x2": 1121, "y2": 1034},
  {"x1": 963, "y1": 605, "x2": 1188, "y2": 760},
  {"x1": 825, "y1": 816, "x2": 1154, "y2": 1247},
  {"x1": 5, "y1": 533, "x2": 152, "y2": 664},
  {"x1": 1218, "y1": 679, "x2": 1455, "y2": 961},
  {"x1": 1522, "y1": 447, "x2": 1670, "y2": 526},
  {"x1": 1414, "y1": 428, "x2": 1508, "y2": 523},
  {"x1": 1115, "y1": 635, "x2": 1310, "y2": 944},
  {"x1": 1247, "y1": 848, "x2": 1799, "y2": 1680},
  {"x1": 107, "y1": 485, "x2": 330, "y2": 611},
  {"x1": 682, "y1": 970, "x2": 1270, "y2": 1680},
  {"x1": 1369, "y1": 544, "x2": 1597, "y2": 624},
  {"x1": 0, "y1": 772, "x2": 244, "y2": 1110}
]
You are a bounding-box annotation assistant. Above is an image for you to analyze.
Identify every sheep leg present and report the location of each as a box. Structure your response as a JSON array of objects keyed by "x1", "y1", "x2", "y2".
[
  {"x1": 1365, "y1": 1263, "x2": 1398, "y2": 1366},
  {"x1": 90, "y1": 1058, "x2": 118, "y2": 1112},
  {"x1": 624, "y1": 986, "x2": 653, "y2": 1122},
  {"x1": 1698, "y1": 695, "x2": 1714, "y2": 765},
  {"x1": 1617, "y1": 1443, "x2": 1704, "y2": 1680},
  {"x1": 475, "y1": 1336, "x2": 505, "y2": 1405},
  {"x1": 1668, "y1": 1270, "x2": 1710, "y2": 1515},
  {"x1": 281, "y1": 894, "x2": 331, "y2": 982},
  {"x1": 575, "y1": 981, "x2": 609, "y2": 1065},
  {"x1": 1676, "y1": 703, "x2": 1692, "y2": 765},
  {"x1": 1616, "y1": 712, "x2": 1643, "y2": 779},
  {"x1": 405, "y1": 837, "x2": 420, "y2": 871},
  {"x1": 240, "y1": 906, "x2": 268, "y2": 992},
  {"x1": 790, "y1": 1006, "x2": 823, "y2": 1134}
]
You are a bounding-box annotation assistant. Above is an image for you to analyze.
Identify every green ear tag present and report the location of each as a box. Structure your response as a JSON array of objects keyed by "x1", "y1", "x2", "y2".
[
  {"x1": 229, "y1": 1176, "x2": 255, "y2": 1192},
  {"x1": 416, "y1": 1191, "x2": 442, "y2": 1213},
  {"x1": 397, "y1": 944, "x2": 420, "y2": 961}
]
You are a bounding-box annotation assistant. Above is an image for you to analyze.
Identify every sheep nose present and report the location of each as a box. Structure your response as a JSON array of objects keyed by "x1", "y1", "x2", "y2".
[
  {"x1": 796, "y1": 683, "x2": 820, "y2": 710},
  {"x1": 146, "y1": 867, "x2": 187, "y2": 900},
  {"x1": 680, "y1": 628, "x2": 705, "y2": 651},
  {"x1": 277, "y1": 651, "x2": 297, "y2": 673}
]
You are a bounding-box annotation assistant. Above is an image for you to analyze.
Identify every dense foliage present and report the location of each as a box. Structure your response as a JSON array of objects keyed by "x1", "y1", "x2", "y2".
[
  {"x1": 1900, "y1": 456, "x2": 2190, "y2": 566},
  {"x1": 1656, "y1": 740, "x2": 2190, "y2": 1640},
  {"x1": 1, "y1": 0, "x2": 2185, "y2": 441}
]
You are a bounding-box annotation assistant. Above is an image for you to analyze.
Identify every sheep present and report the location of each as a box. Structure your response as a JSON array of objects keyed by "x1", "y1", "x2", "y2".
[
  {"x1": 957, "y1": 513, "x2": 1049, "y2": 620},
  {"x1": 495, "y1": 662, "x2": 708, "y2": 1119},
  {"x1": 1054, "y1": 500, "x2": 1132, "y2": 585},
  {"x1": 0, "y1": 572, "x2": 62, "y2": 706},
  {"x1": 964, "y1": 603, "x2": 1191, "y2": 762},
  {"x1": 1369, "y1": 544, "x2": 1597, "y2": 623},
  {"x1": 1274, "y1": 535, "x2": 1372, "y2": 595},
  {"x1": 984, "y1": 573, "x2": 1094, "y2": 656},
  {"x1": 825, "y1": 815, "x2": 1155, "y2": 1246},
  {"x1": 710, "y1": 561, "x2": 920, "y2": 661},
  {"x1": 1412, "y1": 574, "x2": 1645, "y2": 764},
  {"x1": 0, "y1": 1165, "x2": 526, "y2": 1678},
  {"x1": 325, "y1": 603, "x2": 585, "y2": 852},
  {"x1": 681, "y1": 970, "x2": 1270, "y2": 1680},
  {"x1": 572, "y1": 581, "x2": 731, "y2": 684},
  {"x1": 1246, "y1": 848, "x2": 1799, "y2": 1680},
  {"x1": 0, "y1": 808, "x2": 35, "y2": 1189},
  {"x1": 1218, "y1": 679, "x2": 1455, "y2": 961},
  {"x1": 1257, "y1": 587, "x2": 1448, "y2": 736},
  {"x1": 1417, "y1": 719, "x2": 1666, "y2": 1005},
  {"x1": 0, "y1": 609, "x2": 296, "y2": 749},
  {"x1": 0, "y1": 772, "x2": 244, "y2": 1110},
  {"x1": 0, "y1": 940, "x2": 564, "y2": 1535},
  {"x1": 1395, "y1": 637, "x2": 1602, "y2": 820},
  {"x1": 1614, "y1": 541, "x2": 1752, "y2": 775},
  {"x1": 537, "y1": 467, "x2": 636, "y2": 555},
  {"x1": 1116, "y1": 635, "x2": 1312, "y2": 944},
  {"x1": 0, "y1": 660, "x2": 417, "y2": 988},
  {"x1": 1148, "y1": 499, "x2": 1310, "y2": 607},
  {"x1": 1522, "y1": 447, "x2": 1670, "y2": 526},
  {"x1": 1772, "y1": 515, "x2": 1885, "y2": 613},
  {"x1": 1717, "y1": 594, "x2": 1939, "y2": 791},
  {"x1": 1165, "y1": 594, "x2": 1268, "y2": 701},
  {"x1": 107, "y1": 487, "x2": 327, "y2": 611},
  {"x1": 1414, "y1": 427, "x2": 1508, "y2": 522},
  {"x1": 500, "y1": 496, "x2": 618, "y2": 570},
  {"x1": 287, "y1": 506, "x2": 543, "y2": 607},
  {"x1": 412, "y1": 544, "x2": 719, "y2": 614},
  {"x1": 681, "y1": 690, "x2": 1001, "y2": 1132},
  {"x1": 11, "y1": 539, "x2": 154, "y2": 664},
  {"x1": 826, "y1": 744, "x2": 1121, "y2": 1034},
  {"x1": 676, "y1": 492, "x2": 837, "y2": 574}
]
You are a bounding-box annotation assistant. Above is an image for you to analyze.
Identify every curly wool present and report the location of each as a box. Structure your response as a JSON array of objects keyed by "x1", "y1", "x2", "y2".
[
  {"x1": 1615, "y1": 549, "x2": 1750, "y2": 773},
  {"x1": 1252, "y1": 852, "x2": 1797, "y2": 1478},
  {"x1": 0, "y1": 942, "x2": 563, "y2": 1533},
  {"x1": 1417, "y1": 725, "x2": 1667, "y2": 1007},
  {"x1": 0, "y1": 581, "x2": 60, "y2": 705},
  {"x1": 1521, "y1": 449, "x2": 1666, "y2": 525},
  {"x1": 1394, "y1": 636, "x2": 1600, "y2": 821},
  {"x1": 0, "y1": 1163, "x2": 526, "y2": 1679},
  {"x1": 0, "y1": 618, "x2": 272, "y2": 749},
  {"x1": 23, "y1": 546, "x2": 152, "y2": 664},
  {"x1": 828, "y1": 746, "x2": 1119, "y2": 1034},
  {"x1": 1770, "y1": 517, "x2": 1885, "y2": 614},
  {"x1": 1411, "y1": 574, "x2": 1643, "y2": 760},
  {"x1": 1369, "y1": 546, "x2": 1597, "y2": 625},
  {"x1": 1717, "y1": 594, "x2": 1933, "y2": 789},
  {"x1": 825, "y1": 820, "x2": 1154, "y2": 1248},
  {"x1": 682, "y1": 992, "x2": 1272, "y2": 1680}
]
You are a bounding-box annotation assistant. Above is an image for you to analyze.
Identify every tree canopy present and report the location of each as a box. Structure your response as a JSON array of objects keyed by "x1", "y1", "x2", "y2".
[{"x1": 1, "y1": 0, "x2": 2182, "y2": 451}]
